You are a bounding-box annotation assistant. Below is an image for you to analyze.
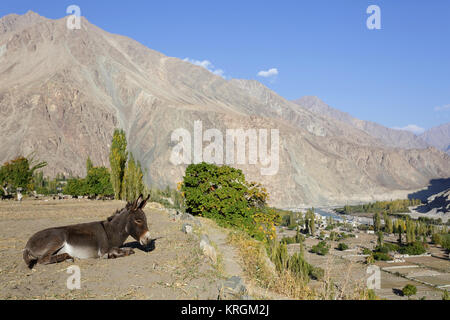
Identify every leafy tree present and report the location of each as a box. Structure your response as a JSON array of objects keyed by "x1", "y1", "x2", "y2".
[
  {"x1": 373, "y1": 212, "x2": 381, "y2": 232},
  {"x1": 0, "y1": 156, "x2": 47, "y2": 192},
  {"x1": 122, "y1": 153, "x2": 145, "y2": 202},
  {"x1": 305, "y1": 209, "x2": 316, "y2": 236},
  {"x1": 406, "y1": 219, "x2": 416, "y2": 244},
  {"x1": 376, "y1": 231, "x2": 384, "y2": 248},
  {"x1": 109, "y1": 129, "x2": 128, "y2": 200},
  {"x1": 84, "y1": 167, "x2": 113, "y2": 196},
  {"x1": 86, "y1": 157, "x2": 93, "y2": 175},
  {"x1": 385, "y1": 216, "x2": 393, "y2": 234},
  {"x1": 64, "y1": 178, "x2": 86, "y2": 196},
  {"x1": 64, "y1": 167, "x2": 113, "y2": 197},
  {"x1": 402, "y1": 284, "x2": 417, "y2": 299},
  {"x1": 398, "y1": 241, "x2": 427, "y2": 255},
  {"x1": 181, "y1": 162, "x2": 279, "y2": 240}
]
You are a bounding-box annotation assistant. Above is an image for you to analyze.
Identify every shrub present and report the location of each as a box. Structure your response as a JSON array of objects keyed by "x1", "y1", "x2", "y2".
[
  {"x1": 402, "y1": 284, "x2": 417, "y2": 298},
  {"x1": 374, "y1": 245, "x2": 389, "y2": 254},
  {"x1": 311, "y1": 241, "x2": 330, "y2": 256},
  {"x1": 443, "y1": 290, "x2": 450, "y2": 301},
  {"x1": 337, "y1": 243, "x2": 349, "y2": 251},
  {"x1": 439, "y1": 234, "x2": 450, "y2": 250},
  {"x1": 398, "y1": 241, "x2": 427, "y2": 255},
  {"x1": 383, "y1": 242, "x2": 400, "y2": 252},
  {"x1": 281, "y1": 215, "x2": 291, "y2": 227},
  {"x1": 373, "y1": 252, "x2": 392, "y2": 261},
  {"x1": 181, "y1": 163, "x2": 280, "y2": 240},
  {"x1": 432, "y1": 233, "x2": 442, "y2": 245},
  {"x1": 64, "y1": 167, "x2": 113, "y2": 197}
]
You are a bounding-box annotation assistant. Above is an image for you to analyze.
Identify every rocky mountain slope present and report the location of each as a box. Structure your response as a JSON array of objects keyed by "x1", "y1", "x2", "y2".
[
  {"x1": 420, "y1": 123, "x2": 450, "y2": 155},
  {"x1": 0, "y1": 11, "x2": 449, "y2": 207},
  {"x1": 293, "y1": 96, "x2": 431, "y2": 150}
]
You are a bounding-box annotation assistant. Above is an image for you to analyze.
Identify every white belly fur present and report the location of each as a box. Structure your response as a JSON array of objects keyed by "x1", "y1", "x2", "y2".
[{"x1": 59, "y1": 242, "x2": 100, "y2": 259}]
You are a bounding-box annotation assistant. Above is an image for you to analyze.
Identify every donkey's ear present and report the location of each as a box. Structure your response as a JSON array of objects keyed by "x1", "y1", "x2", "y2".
[
  {"x1": 138, "y1": 194, "x2": 151, "y2": 210},
  {"x1": 132, "y1": 195, "x2": 143, "y2": 211}
]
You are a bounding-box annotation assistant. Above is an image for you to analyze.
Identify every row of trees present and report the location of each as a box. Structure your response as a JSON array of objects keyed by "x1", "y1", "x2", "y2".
[
  {"x1": 338, "y1": 199, "x2": 422, "y2": 215},
  {"x1": 64, "y1": 163, "x2": 113, "y2": 197},
  {"x1": 0, "y1": 129, "x2": 147, "y2": 199},
  {"x1": 109, "y1": 129, "x2": 145, "y2": 201},
  {"x1": 373, "y1": 210, "x2": 448, "y2": 245},
  {"x1": 64, "y1": 130, "x2": 146, "y2": 199}
]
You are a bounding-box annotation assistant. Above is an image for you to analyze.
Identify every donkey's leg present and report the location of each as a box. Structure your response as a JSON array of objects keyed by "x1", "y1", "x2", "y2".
[
  {"x1": 107, "y1": 247, "x2": 135, "y2": 259},
  {"x1": 37, "y1": 243, "x2": 69, "y2": 265},
  {"x1": 48, "y1": 253, "x2": 74, "y2": 264}
]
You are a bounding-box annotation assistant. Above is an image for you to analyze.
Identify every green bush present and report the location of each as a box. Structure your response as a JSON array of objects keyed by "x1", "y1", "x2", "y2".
[
  {"x1": 64, "y1": 167, "x2": 113, "y2": 197},
  {"x1": 373, "y1": 252, "x2": 392, "y2": 261},
  {"x1": 337, "y1": 243, "x2": 349, "y2": 251},
  {"x1": 443, "y1": 290, "x2": 450, "y2": 300},
  {"x1": 402, "y1": 284, "x2": 417, "y2": 298},
  {"x1": 311, "y1": 241, "x2": 330, "y2": 256},
  {"x1": 181, "y1": 163, "x2": 279, "y2": 240},
  {"x1": 432, "y1": 233, "x2": 442, "y2": 245},
  {"x1": 383, "y1": 242, "x2": 400, "y2": 252},
  {"x1": 439, "y1": 234, "x2": 450, "y2": 250},
  {"x1": 398, "y1": 241, "x2": 427, "y2": 255},
  {"x1": 268, "y1": 241, "x2": 322, "y2": 282}
]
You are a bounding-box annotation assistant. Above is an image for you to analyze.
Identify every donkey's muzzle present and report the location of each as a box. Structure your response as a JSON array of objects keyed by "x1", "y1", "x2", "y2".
[{"x1": 140, "y1": 231, "x2": 151, "y2": 246}]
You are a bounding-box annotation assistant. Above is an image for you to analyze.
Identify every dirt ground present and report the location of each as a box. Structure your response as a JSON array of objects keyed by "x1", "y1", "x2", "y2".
[{"x1": 0, "y1": 199, "x2": 223, "y2": 300}]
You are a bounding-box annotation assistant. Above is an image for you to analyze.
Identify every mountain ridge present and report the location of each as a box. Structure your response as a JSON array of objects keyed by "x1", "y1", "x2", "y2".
[{"x1": 0, "y1": 12, "x2": 449, "y2": 207}]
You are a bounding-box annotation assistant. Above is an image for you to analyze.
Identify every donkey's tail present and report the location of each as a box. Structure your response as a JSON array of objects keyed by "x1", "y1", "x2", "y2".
[{"x1": 23, "y1": 248, "x2": 38, "y2": 269}]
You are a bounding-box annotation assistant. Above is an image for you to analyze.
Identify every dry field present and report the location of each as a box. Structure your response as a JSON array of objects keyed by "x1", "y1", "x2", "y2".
[
  {"x1": 0, "y1": 199, "x2": 222, "y2": 300},
  {"x1": 282, "y1": 228, "x2": 450, "y2": 300}
]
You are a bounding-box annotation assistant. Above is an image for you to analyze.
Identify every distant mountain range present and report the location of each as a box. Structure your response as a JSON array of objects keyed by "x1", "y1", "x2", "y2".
[
  {"x1": 0, "y1": 11, "x2": 449, "y2": 207},
  {"x1": 420, "y1": 123, "x2": 450, "y2": 154},
  {"x1": 293, "y1": 96, "x2": 450, "y2": 154}
]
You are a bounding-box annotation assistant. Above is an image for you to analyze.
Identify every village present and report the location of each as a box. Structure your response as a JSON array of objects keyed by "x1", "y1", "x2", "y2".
[{"x1": 276, "y1": 208, "x2": 450, "y2": 300}]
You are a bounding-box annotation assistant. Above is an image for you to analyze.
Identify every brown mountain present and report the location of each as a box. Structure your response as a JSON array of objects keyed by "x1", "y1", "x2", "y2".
[
  {"x1": 1, "y1": 11, "x2": 449, "y2": 207},
  {"x1": 293, "y1": 96, "x2": 430, "y2": 150},
  {"x1": 420, "y1": 123, "x2": 450, "y2": 155}
]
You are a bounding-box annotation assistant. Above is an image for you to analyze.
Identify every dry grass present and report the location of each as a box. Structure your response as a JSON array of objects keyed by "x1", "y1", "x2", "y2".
[
  {"x1": 228, "y1": 231, "x2": 315, "y2": 299},
  {"x1": 228, "y1": 231, "x2": 375, "y2": 300}
]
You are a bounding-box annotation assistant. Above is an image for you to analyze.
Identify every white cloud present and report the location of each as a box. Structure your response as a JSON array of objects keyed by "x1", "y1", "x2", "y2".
[
  {"x1": 183, "y1": 58, "x2": 225, "y2": 78},
  {"x1": 434, "y1": 104, "x2": 450, "y2": 112},
  {"x1": 392, "y1": 124, "x2": 426, "y2": 135},
  {"x1": 257, "y1": 68, "x2": 278, "y2": 78}
]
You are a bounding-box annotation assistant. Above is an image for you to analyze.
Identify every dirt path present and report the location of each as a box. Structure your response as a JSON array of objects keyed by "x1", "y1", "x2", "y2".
[{"x1": 0, "y1": 199, "x2": 224, "y2": 299}]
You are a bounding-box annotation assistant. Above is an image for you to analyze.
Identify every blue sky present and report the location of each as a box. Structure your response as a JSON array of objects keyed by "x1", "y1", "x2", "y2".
[{"x1": 1, "y1": 0, "x2": 449, "y2": 132}]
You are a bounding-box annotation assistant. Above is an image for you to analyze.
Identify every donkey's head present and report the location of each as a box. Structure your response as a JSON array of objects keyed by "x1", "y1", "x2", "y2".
[{"x1": 126, "y1": 194, "x2": 151, "y2": 246}]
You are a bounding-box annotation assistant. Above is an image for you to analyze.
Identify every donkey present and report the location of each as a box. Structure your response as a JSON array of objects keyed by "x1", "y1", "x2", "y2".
[{"x1": 23, "y1": 194, "x2": 151, "y2": 269}]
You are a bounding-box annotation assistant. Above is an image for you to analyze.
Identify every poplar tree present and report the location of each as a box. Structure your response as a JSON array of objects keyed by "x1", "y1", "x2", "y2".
[
  {"x1": 109, "y1": 129, "x2": 128, "y2": 200},
  {"x1": 373, "y1": 212, "x2": 381, "y2": 232},
  {"x1": 86, "y1": 157, "x2": 93, "y2": 175}
]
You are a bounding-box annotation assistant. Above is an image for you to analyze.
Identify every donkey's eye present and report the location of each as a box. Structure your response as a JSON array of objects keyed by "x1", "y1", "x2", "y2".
[{"x1": 135, "y1": 219, "x2": 143, "y2": 224}]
